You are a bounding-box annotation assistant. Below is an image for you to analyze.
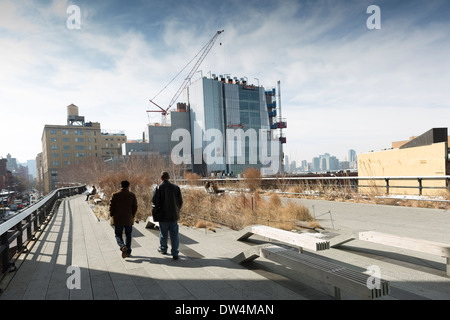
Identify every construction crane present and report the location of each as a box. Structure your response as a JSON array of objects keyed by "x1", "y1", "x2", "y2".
[{"x1": 147, "y1": 30, "x2": 224, "y2": 117}]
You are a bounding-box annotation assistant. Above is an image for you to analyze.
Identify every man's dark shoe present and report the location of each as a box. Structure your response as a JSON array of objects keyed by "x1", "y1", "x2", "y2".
[
  {"x1": 121, "y1": 246, "x2": 129, "y2": 259},
  {"x1": 172, "y1": 256, "x2": 179, "y2": 260},
  {"x1": 158, "y1": 248, "x2": 167, "y2": 255}
]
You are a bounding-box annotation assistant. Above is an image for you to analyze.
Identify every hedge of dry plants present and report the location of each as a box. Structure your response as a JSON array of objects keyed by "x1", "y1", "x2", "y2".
[{"x1": 64, "y1": 159, "x2": 318, "y2": 231}]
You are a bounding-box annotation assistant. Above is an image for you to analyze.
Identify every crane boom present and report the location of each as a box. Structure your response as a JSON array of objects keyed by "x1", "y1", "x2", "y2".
[{"x1": 148, "y1": 30, "x2": 224, "y2": 116}]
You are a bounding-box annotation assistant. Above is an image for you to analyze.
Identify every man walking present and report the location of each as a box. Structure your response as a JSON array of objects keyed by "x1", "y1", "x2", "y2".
[
  {"x1": 152, "y1": 172, "x2": 183, "y2": 260},
  {"x1": 109, "y1": 180, "x2": 138, "y2": 258}
]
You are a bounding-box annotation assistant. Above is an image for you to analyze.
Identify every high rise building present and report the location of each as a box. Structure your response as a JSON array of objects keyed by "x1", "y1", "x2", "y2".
[
  {"x1": 348, "y1": 149, "x2": 357, "y2": 169},
  {"x1": 284, "y1": 155, "x2": 290, "y2": 173},
  {"x1": 0, "y1": 158, "x2": 9, "y2": 190},
  {"x1": 184, "y1": 75, "x2": 283, "y2": 176},
  {"x1": 40, "y1": 104, "x2": 127, "y2": 192}
]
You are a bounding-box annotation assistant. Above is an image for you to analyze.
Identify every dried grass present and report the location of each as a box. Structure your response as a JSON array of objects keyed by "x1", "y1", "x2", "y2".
[
  {"x1": 242, "y1": 167, "x2": 262, "y2": 191},
  {"x1": 184, "y1": 172, "x2": 202, "y2": 186},
  {"x1": 76, "y1": 155, "x2": 183, "y2": 222},
  {"x1": 277, "y1": 180, "x2": 449, "y2": 210},
  {"x1": 179, "y1": 189, "x2": 317, "y2": 231}
]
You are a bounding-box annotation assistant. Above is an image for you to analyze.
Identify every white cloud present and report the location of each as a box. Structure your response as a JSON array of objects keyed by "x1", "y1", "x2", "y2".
[{"x1": 0, "y1": 0, "x2": 449, "y2": 166}]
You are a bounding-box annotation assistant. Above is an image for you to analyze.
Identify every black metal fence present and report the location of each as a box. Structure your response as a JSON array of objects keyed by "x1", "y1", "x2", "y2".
[
  {"x1": 0, "y1": 186, "x2": 86, "y2": 275},
  {"x1": 178, "y1": 175, "x2": 450, "y2": 196}
]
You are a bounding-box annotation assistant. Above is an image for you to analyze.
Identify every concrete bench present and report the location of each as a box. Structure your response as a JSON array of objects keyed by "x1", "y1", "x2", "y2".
[
  {"x1": 236, "y1": 225, "x2": 330, "y2": 252},
  {"x1": 232, "y1": 244, "x2": 390, "y2": 300},
  {"x1": 359, "y1": 231, "x2": 450, "y2": 276}
]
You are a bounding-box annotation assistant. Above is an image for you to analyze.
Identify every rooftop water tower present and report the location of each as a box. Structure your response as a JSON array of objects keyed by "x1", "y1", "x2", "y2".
[{"x1": 67, "y1": 104, "x2": 85, "y2": 126}]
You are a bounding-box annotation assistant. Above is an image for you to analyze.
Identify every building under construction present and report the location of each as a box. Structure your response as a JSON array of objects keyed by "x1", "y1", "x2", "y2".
[
  {"x1": 146, "y1": 75, "x2": 287, "y2": 176},
  {"x1": 143, "y1": 30, "x2": 287, "y2": 176}
]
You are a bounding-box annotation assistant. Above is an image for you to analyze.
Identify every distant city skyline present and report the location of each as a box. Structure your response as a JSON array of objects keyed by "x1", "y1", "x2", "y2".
[
  {"x1": 1, "y1": 0, "x2": 449, "y2": 164},
  {"x1": 285, "y1": 149, "x2": 358, "y2": 172}
]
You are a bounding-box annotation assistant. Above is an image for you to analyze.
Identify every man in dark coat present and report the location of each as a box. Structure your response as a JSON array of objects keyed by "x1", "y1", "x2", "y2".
[
  {"x1": 109, "y1": 180, "x2": 138, "y2": 258},
  {"x1": 152, "y1": 171, "x2": 183, "y2": 259},
  {"x1": 86, "y1": 185, "x2": 97, "y2": 201}
]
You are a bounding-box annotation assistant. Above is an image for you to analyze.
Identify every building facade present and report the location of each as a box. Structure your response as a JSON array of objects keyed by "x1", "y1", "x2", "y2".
[
  {"x1": 186, "y1": 76, "x2": 282, "y2": 176},
  {"x1": 40, "y1": 104, "x2": 127, "y2": 192},
  {"x1": 0, "y1": 158, "x2": 10, "y2": 191},
  {"x1": 358, "y1": 128, "x2": 449, "y2": 196}
]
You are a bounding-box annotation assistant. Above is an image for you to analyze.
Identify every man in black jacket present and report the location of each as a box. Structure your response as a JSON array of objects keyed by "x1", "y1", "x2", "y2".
[{"x1": 152, "y1": 171, "x2": 183, "y2": 259}]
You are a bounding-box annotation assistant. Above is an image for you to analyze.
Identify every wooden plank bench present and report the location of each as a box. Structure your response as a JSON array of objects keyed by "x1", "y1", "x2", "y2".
[
  {"x1": 236, "y1": 225, "x2": 330, "y2": 252},
  {"x1": 232, "y1": 244, "x2": 390, "y2": 300},
  {"x1": 359, "y1": 231, "x2": 450, "y2": 276}
]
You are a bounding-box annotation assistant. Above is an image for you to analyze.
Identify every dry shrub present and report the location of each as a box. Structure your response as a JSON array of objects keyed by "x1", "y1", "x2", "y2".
[
  {"x1": 269, "y1": 193, "x2": 281, "y2": 207},
  {"x1": 179, "y1": 188, "x2": 318, "y2": 231},
  {"x1": 84, "y1": 155, "x2": 184, "y2": 222},
  {"x1": 243, "y1": 167, "x2": 262, "y2": 191},
  {"x1": 184, "y1": 172, "x2": 202, "y2": 186},
  {"x1": 442, "y1": 190, "x2": 450, "y2": 201},
  {"x1": 97, "y1": 172, "x2": 153, "y2": 222}
]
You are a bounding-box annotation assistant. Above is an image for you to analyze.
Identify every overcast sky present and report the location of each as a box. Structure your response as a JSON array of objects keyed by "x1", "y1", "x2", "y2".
[{"x1": 1, "y1": 0, "x2": 449, "y2": 166}]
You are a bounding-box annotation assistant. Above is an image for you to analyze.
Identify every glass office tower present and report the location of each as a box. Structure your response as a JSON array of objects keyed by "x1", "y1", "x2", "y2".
[{"x1": 187, "y1": 76, "x2": 276, "y2": 176}]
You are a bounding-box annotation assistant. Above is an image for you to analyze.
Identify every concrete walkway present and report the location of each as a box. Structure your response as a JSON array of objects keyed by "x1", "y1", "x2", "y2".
[
  {"x1": 0, "y1": 195, "x2": 311, "y2": 300},
  {"x1": 1, "y1": 194, "x2": 449, "y2": 300}
]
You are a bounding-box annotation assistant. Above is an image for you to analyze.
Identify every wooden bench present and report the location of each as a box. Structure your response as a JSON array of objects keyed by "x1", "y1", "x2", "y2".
[
  {"x1": 232, "y1": 244, "x2": 390, "y2": 300},
  {"x1": 359, "y1": 231, "x2": 450, "y2": 276},
  {"x1": 236, "y1": 225, "x2": 330, "y2": 252}
]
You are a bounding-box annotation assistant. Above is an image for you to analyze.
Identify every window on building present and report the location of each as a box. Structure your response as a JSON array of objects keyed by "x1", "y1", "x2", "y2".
[{"x1": 63, "y1": 130, "x2": 69, "y2": 135}]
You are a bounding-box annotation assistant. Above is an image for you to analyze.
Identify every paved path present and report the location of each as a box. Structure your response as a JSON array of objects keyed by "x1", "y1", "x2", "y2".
[
  {"x1": 0, "y1": 195, "x2": 312, "y2": 300},
  {"x1": 1, "y1": 194, "x2": 449, "y2": 300},
  {"x1": 288, "y1": 198, "x2": 450, "y2": 299}
]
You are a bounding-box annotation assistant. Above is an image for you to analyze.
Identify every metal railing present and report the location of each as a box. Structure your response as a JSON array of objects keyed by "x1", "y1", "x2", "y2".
[
  {"x1": 177, "y1": 175, "x2": 450, "y2": 196},
  {"x1": 0, "y1": 186, "x2": 86, "y2": 275},
  {"x1": 355, "y1": 176, "x2": 449, "y2": 196}
]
